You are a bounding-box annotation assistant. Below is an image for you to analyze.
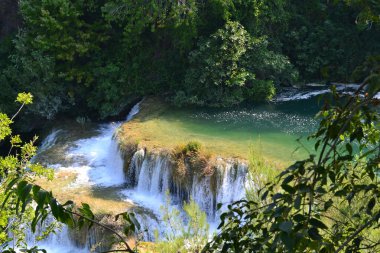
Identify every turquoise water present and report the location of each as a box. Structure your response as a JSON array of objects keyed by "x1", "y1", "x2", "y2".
[{"x1": 148, "y1": 96, "x2": 324, "y2": 162}]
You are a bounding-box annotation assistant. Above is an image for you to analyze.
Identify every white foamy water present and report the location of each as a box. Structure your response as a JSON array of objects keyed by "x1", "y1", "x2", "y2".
[
  {"x1": 126, "y1": 101, "x2": 142, "y2": 121},
  {"x1": 20, "y1": 104, "x2": 143, "y2": 252},
  {"x1": 123, "y1": 149, "x2": 248, "y2": 219},
  {"x1": 65, "y1": 123, "x2": 125, "y2": 187},
  {"x1": 26, "y1": 227, "x2": 88, "y2": 253},
  {"x1": 13, "y1": 216, "x2": 88, "y2": 253},
  {"x1": 274, "y1": 83, "x2": 360, "y2": 102},
  {"x1": 38, "y1": 129, "x2": 63, "y2": 152}
]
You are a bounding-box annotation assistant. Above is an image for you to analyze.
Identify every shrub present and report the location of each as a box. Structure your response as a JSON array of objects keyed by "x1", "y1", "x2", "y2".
[
  {"x1": 245, "y1": 79, "x2": 276, "y2": 102},
  {"x1": 182, "y1": 141, "x2": 202, "y2": 154}
]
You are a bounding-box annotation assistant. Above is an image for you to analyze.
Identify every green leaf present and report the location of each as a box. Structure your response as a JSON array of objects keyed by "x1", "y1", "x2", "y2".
[
  {"x1": 328, "y1": 171, "x2": 336, "y2": 183},
  {"x1": 16, "y1": 92, "x2": 33, "y2": 105},
  {"x1": 282, "y1": 175, "x2": 294, "y2": 185},
  {"x1": 6, "y1": 177, "x2": 19, "y2": 192},
  {"x1": 16, "y1": 181, "x2": 28, "y2": 196},
  {"x1": 324, "y1": 199, "x2": 333, "y2": 211},
  {"x1": 280, "y1": 231, "x2": 295, "y2": 251},
  {"x1": 32, "y1": 185, "x2": 41, "y2": 197},
  {"x1": 309, "y1": 218, "x2": 328, "y2": 230},
  {"x1": 279, "y1": 221, "x2": 293, "y2": 233},
  {"x1": 346, "y1": 143, "x2": 353, "y2": 155},
  {"x1": 293, "y1": 214, "x2": 306, "y2": 222},
  {"x1": 79, "y1": 203, "x2": 94, "y2": 219},
  {"x1": 20, "y1": 183, "x2": 32, "y2": 202},
  {"x1": 294, "y1": 195, "x2": 301, "y2": 209},
  {"x1": 282, "y1": 184, "x2": 296, "y2": 194},
  {"x1": 35, "y1": 190, "x2": 49, "y2": 208},
  {"x1": 366, "y1": 197, "x2": 376, "y2": 215},
  {"x1": 62, "y1": 200, "x2": 74, "y2": 207},
  {"x1": 314, "y1": 140, "x2": 321, "y2": 151},
  {"x1": 50, "y1": 199, "x2": 60, "y2": 218},
  {"x1": 308, "y1": 227, "x2": 322, "y2": 241}
]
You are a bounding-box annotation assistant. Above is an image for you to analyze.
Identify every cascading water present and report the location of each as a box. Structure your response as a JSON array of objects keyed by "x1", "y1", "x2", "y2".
[
  {"x1": 274, "y1": 83, "x2": 380, "y2": 102},
  {"x1": 15, "y1": 99, "x2": 268, "y2": 252},
  {"x1": 17, "y1": 104, "x2": 143, "y2": 252},
  {"x1": 20, "y1": 100, "x2": 246, "y2": 252},
  {"x1": 68, "y1": 123, "x2": 125, "y2": 187},
  {"x1": 122, "y1": 149, "x2": 248, "y2": 219},
  {"x1": 21, "y1": 222, "x2": 89, "y2": 253}
]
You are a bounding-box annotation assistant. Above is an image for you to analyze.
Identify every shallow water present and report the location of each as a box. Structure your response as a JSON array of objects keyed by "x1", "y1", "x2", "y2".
[
  {"x1": 135, "y1": 97, "x2": 322, "y2": 162},
  {"x1": 135, "y1": 84, "x2": 366, "y2": 162}
]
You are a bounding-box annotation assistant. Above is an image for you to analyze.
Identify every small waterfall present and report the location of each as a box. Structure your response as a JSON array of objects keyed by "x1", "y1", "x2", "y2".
[
  {"x1": 126, "y1": 101, "x2": 142, "y2": 121},
  {"x1": 136, "y1": 155, "x2": 170, "y2": 194},
  {"x1": 17, "y1": 215, "x2": 117, "y2": 253},
  {"x1": 124, "y1": 150, "x2": 248, "y2": 219},
  {"x1": 13, "y1": 216, "x2": 88, "y2": 253},
  {"x1": 38, "y1": 129, "x2": 63, "y2": 152},
  {"x1": 273, "y1": 83, "x2": 371, "y2": 102},
  {"x1": 19, "y1": 103, "x2": 144, "y2": 252}
]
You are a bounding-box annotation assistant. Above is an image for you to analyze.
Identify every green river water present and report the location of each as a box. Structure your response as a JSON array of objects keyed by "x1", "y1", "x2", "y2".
[{"x1": 130, "y1": 95, "x2": 324, "y2": 163}]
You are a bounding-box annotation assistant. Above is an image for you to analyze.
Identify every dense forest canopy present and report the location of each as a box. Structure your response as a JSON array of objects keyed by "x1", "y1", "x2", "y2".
[{"x1": 0, "y1": 0, "x2": 379, "y2": 121}]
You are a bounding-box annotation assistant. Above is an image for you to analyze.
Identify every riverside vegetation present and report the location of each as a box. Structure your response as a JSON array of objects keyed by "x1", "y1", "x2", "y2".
[
  {"x1": 0, "y1": 0, "x2": 379, "y2": 124},
  {"x1": 0, "y1": 0, "x2": 380, "y2": 253}
]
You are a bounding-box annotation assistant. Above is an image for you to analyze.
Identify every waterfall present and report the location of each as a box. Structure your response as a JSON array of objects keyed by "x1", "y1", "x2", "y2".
[
  {"x1": 16, "y1": 215, "x2": 115, "y2": 253},
  {"x1": 124, "y1": 150, "x2": 248, "y2": 219},
  {"x1": 15, "y1": 103, "x2": 144, "y2": 252},
  {"x1": 13, "y1": 217, "x2": 88, "y2": 253},
  {"x1": 126, "y1": 101, "x2": 142, "y2": 121},
  {"x1": 273, "y1": 83, "x2": 378, "y2": 102},
  {"x1": 70, "y1": 123, "x2": 125, "y2": 187},
  {"x1": 38, "y1": 129, "x2": 63, "y2": 152}
]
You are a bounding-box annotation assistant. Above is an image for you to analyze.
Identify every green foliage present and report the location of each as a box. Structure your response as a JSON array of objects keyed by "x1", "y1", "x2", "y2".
[
  {"x1": 283, "y1": 0, "x2": 380, "y2": 82},
  {"x1": 246, "y1": 145, "x2": 278, "y2": 201},
  {"x1": 344, "y1": 0, "x2": 380, "y2": 24},
  {"x1": 177, "y1": 21, "x2": 290, "y2": 106},
  {"x1": 2, "y1": 0, "x2": 109, "y2": 119},
  {"x1": 182, "y1": 141, "x2": 202, "y2": 154},
  {"x1": 0, "y1": 94, "x2": 58, "y2": 250},
  {"x1": 244, "y1": 38, "x2": 299, "y2": 85},
  {"x1": 245, "y1": 80, "x2": 276, "y2": 102},
  {"x1": 154, "y1": 192, "x2": 210, "y2": 253},
  {"x1": 0, "y1": 113, "x2": 13, "y2": 140},
  {"x1": 0, "y1": 0, "x2": 379, "y2": 119},
  {"x1": 204, "y1": 78, "x2": 380, "y2": 252},
  {"x1": 16, "y1": 92, "x2": 33, "y2": 105},
  {"x1": 180, "y1": 21, "x2": 252, "y2": 106}
]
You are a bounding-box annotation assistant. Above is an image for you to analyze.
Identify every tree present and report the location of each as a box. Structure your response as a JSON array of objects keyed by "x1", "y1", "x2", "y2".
[
  {"x1": 4, "y1": 0, "x2": 109, "y2": 119},
  {"x1": 181, "y1": 21, "x2": 253, "y2": 107},
  {"x1": 177, "y1": 21, "x2": 293, "y2": 107},
  {"x1": 282, "y1": 0, "x2": 380, "y2": 82},
  {"x1": 203, "y1": 73, "x2": 380, "y2": 252}
]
